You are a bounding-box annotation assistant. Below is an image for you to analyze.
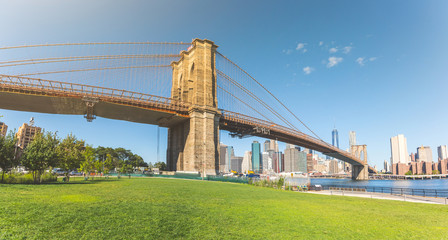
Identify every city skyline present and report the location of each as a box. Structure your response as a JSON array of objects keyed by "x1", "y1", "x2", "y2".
[{"x1": 1, "y1": 1, "x2": 447, "y2": 168}]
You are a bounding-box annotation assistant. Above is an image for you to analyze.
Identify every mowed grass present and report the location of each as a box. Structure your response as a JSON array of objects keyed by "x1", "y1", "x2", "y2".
[{"x1": 1, "y1": 178, "x2": 448, "y2": 239}]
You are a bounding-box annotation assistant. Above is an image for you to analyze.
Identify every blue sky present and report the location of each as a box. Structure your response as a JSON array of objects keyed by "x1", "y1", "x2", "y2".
[{"x1": 1, "y1": 0, "x2": 447, "y2": 169}]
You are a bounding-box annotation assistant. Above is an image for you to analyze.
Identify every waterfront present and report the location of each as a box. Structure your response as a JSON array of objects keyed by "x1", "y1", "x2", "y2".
[{"x1": 311, "y1": 178, "x2": 448, "y2": 190}]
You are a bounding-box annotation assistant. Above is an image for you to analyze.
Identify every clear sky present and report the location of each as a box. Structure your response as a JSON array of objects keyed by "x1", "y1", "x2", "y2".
[{"x1": 1, "y1": 0, "x2": 447, "y2": 169}]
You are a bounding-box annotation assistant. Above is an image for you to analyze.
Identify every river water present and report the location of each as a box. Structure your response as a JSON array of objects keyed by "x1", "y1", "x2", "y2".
[{"x1": 310, "y1": 178, "x2": 448, "y2": 190}]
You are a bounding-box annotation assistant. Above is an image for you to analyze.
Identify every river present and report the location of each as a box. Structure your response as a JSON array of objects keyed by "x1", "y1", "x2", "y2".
[{"x1": 310, "y1": 178, "x2": 448, "y2": 190}]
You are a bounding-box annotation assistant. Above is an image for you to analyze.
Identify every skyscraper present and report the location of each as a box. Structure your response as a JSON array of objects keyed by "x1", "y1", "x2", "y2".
[
  {"x1": 231, "y1": 156, "x2": 243, "y2": 173},
  {"x1": 332, "y1": 128, "x2": 339, "y2": 149},
  {"x1": 261, "y1": 152, "x2": 272, "y2": 172},
  {"x1": 349, "y1": 131, "x2": 356, "y2": 149},
  {"x1": 0, "y1": 122, "x2": 7, "y2": 136},
  {"x1": 269, "y1": 139, "x2": 279, "y2": 152},
  {"x1": 390, "y1": 134, "x2": 410, "y2": 165},
  {"x1": 284, "y1": 147, "x2": 297, "y2": 172},
  {"x1": 383, "y1": 160, "x2": 391, "y2": 173},
  {"x1": 227, "y1": 146, "x2": 234, "y2": 172},
  {"x1": 438, "y1": 145, "x2": 448, "y2": 160},
  {"x1": 251, "y1": 141, "x2": 261, "y2": 173},
  {"x1": 219, "y1": 143, "x2": 228, "y2": 172},
  {"x1": 417, "y1": 146, "x2": 433, "y2": 163},
  {"x1": 241, "y1": 151, "x2": 252, "y2": 173},
  {"x1": 16, "y1": 122, "x2": 41, "y2": 149},
  {"x1": 263, "y1": 140, "x2": 270, "y2": 152}
]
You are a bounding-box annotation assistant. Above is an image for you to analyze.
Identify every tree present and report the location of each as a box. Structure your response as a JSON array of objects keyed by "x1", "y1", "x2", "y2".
[
  {"x1": 405, "y1": 170, "x2": 413, "y2": 175},
  {"x1": 80, "y1": 146, "x2": 96, "y2": 180},
  {"x1": 94, "y1": 159, "x2": 103, "y2": 176},
  {"x1": 103, "y1": 153, "x2": 114, "y2": 175},
  {"x1": 21, "y1": 132, "x2": 59, "y2": 183},
  {"x1": 153, "y1": 161, "x2": 167, "y2": 171},
  {"x1": 56, "y1": 134, "x2": 85, "y2": 182},
  {"x1": 432, "y1": 170, "x2": 440, "y2": 175},
  {"x1": 0, "y1": 131, "x2": 18, "y2": 183},
  {"x1": 128, "y1": 154, "x2": 146, "y2": 168},
  {"x1": 120, "y1": 163, "x2": 133, "y2": 178}
]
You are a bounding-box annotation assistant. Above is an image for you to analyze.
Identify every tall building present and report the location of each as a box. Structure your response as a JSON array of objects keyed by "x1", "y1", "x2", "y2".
[
  {"x1": 332, "y1": 128, "x2": 339, "y2": 148},
  {"x1": 263, "y1": 140, "x2": 270, "y2": 152},
  {"x1": 272, "y1": 151, "x2": 283, "y2": 173},
  {"x1": 438, "y1": 145, "x2": 448, "y2": 160},
  {"x1": 285, "y1": 143, "x2": 294, "y2": 150},
  {"x1": 231, "y1": 156, "x2": 243, "y2": 173},
  {"x1": 349, "y1": 131, "x2": 356, "y2": 149},
  {"x1": 219, "y1": 144, "x2": 228, "y2": 173},
  {"x1": 227, "y1": 146, "x2": 234, "y2": 172},
  {"x1": 241, "y1": 151, "x2": 252, "y2": 173},
  {"x1": 284, "y1": 148, "x2": 307, "y2": 173},
  {"x1": 284, "y1": 147, "x2": 297, "y2": 172},
  {"x1": 297, "y1": 151, "x2": 307, "y2": 173},
  {"x1": 251, "y1": 141, "x2": 262, "y2": 173},
  {"x1": 269, "y1": 139, "x2": 279, "y2": 152},
  {"x1": 390, "y1": 134, "x2": 410, "y2": 165},
  {"x1": 16, "y1": 122, "x2": 41, "y2": 149},
  {"x1": 306, "y1": 154, "x2": 314, "y2": 172},
  {"x1": 416, "y1": 146, "x2": 433, "y2": 163},
  {"x1": 384, "y1": 160, "x2": 391, "y2": 173},
  {"x1": 0, "y1": 121, "x2": 8, "y2": 136},
  {"x1": 329, "y1": 159, "x2": 339, "y2": 174}
]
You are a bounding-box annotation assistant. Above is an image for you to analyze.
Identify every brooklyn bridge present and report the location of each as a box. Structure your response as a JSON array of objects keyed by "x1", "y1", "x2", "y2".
[{"x1": 0, "y1": 39, "x2": 375, "y2": 180}]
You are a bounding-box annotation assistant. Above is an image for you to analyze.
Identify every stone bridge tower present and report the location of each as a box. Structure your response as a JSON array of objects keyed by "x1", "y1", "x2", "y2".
[
  {"x1": 167, "y1": 39, "x2": 220, "y2": 175},
  {"x1": 351, "y1": 144, "x2": 369, "y2": 180}
]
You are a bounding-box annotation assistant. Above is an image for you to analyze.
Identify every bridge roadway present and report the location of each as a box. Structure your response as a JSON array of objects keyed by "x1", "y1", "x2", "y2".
[{"x1": 0, "y1": 74, "x2": 375, "y2": 172}]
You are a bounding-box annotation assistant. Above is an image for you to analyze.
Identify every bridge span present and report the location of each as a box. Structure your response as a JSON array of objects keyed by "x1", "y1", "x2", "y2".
[{"x1": 0, "y1": 39, "x2": 375, "y2": 179}]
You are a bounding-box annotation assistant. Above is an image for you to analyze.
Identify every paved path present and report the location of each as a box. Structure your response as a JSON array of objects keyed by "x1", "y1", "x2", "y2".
[{"x1": 308, "y1": 190, "x2": 448, "y2": 205}]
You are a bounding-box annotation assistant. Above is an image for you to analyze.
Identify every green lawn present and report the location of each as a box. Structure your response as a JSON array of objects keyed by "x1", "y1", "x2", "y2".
[{"x1": 1, "y1": 178, "x2": 447, "y2": 239}]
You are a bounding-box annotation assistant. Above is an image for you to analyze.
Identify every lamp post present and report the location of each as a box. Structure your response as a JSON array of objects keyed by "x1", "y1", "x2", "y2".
[{"x1": 202, "y1": 142, "x2": 206, "y2": 180}]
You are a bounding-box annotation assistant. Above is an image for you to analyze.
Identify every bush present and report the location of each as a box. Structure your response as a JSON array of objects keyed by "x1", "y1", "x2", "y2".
[{"x1": 0, "y1": 172, "x2": 57, "y2": 184}]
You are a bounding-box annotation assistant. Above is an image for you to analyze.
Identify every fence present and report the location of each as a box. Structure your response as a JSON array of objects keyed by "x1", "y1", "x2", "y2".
[
  {"x1": 105, "y1": 172, "x2": 250, "y2": 183},
  {"x1": 315, "y1": 185, "x2": 448, "y2": 198}
]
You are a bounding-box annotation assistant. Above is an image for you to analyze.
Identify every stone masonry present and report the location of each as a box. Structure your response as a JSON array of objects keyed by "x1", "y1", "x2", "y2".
[{"x1": 167, "y1": 39, "x2": 220, "y2": 176}]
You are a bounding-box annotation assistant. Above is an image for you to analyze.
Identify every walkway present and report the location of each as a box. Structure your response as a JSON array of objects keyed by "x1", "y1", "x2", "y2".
[{"x1": 308, "y1": 190, "x2": 448, "y2": 205}]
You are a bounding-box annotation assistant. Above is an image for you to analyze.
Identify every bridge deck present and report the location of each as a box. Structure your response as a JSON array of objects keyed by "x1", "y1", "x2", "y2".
[{"x1": 0, "y1": 74, "x2": 375, "y2": 172}]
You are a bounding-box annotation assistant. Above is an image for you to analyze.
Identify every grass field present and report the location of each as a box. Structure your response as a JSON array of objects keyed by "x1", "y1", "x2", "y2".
[{"x1": 1, "y1": 178, "x2": 448, "y2": 239}]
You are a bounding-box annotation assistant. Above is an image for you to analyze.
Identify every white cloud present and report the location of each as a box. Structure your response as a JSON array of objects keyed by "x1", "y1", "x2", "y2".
[
  {"x1": 282, "y1": 49, "x2": 293, "y2": 55},
  {"x1": 327, "y1": 57, "x2": 343, "y2": 68},
  {"x1": 356, "y1": 57, "x2": 377, "y2": 66},
  {"x1": 342, "y1": 46, "x2": 352, "y2": 54},
  {"x1": 296, "y1": 43, "x2": 308, "y2": 53},
  {"x1": 303, "y1": 66, "x2": 314, "y2": 75},
  {"x1": 296, "y1": 43, "x2": 305, "y2": 50},
  {"x1": 329, "y1": 47, "x2": 338, "y2": 53},
  {"x1": 319, "y1": 41, "x2": 324, "y2": 46},
  {"x1": 356, "y1": 57, "x2": 365, "y2": 66}
]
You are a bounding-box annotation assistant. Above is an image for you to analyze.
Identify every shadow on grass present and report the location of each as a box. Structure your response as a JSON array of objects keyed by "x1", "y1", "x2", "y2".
[{"x1": 0, "y1": 178, "x2": 121, "y2": 185}]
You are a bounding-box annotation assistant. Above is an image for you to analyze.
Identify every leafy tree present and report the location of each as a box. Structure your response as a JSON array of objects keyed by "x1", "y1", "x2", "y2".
[
  {"x1": 56, "y1": 134, "x2": 85, "y2": 182},
  {"x1": 128, "y1": 154, "x2": 147, "y2": 168},
  {"x1": 405, "y1": 170, "x2": 413, "y2": 175},
  {"x1": 432, "y1": 170, "x2": 440, "y2": 175},
  {"x1": 21, "y1": 132, "x2": 59, "y2": 183},
  {"x1": 103, "y1": 153, "x2": 114, "y2": 174},
  {"x1": 120, "y1": 163, "x2": 133, "y2": 178},
  {"x1": 0, "y1": 131, "x2": 18, "y2": 183},
  {"x1": 153, "y1": 161, "x2": 167, "y2": 171},
  {"x1": 94, "y1": 159, "x2": 104, "y2": 176},
  {"x1": 80, "y1": 146, "x2": 96, "y2": 179}
]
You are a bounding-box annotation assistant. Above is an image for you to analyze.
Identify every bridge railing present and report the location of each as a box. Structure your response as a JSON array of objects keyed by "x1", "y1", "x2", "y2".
[
  {"x1": 0, "y1": 74, "x2": 190, "y2": 113},
  {"x1": 221, "y1": 110, "x2": 328, "y2": 144},
  {"x1": 221, "y1": 110, "x2": 360, "y2": 162}
]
